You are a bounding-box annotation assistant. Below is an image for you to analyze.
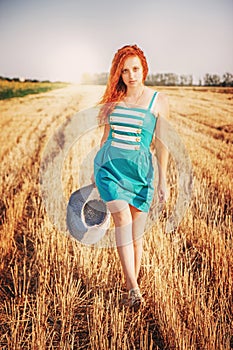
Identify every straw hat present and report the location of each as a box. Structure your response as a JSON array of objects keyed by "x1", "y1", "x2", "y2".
[{"x1": 66, "y1": 184, "x2": 110, "y2": 245}]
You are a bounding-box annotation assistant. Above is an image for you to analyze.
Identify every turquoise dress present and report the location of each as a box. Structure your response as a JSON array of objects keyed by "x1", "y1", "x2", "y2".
[{"x1": 94, "y1": 91, "x2": 158, "y2": 212}]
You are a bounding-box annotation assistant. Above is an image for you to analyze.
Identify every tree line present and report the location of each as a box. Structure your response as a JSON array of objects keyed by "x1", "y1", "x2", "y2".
[
  {"x1": 1, "y1": 73, "x2": 232, "y2": 87},
  {"x1": 0, "y1": 76, "x2": 63, "y2": 84},
  {"x1": 81, "y1": 72, "x2": 233, "y2": 86}
]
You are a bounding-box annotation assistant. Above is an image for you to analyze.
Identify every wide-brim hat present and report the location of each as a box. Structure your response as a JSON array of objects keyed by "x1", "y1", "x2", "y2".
[{"x1": 66, "y1": 183, "x2": 110, "y2": 245}]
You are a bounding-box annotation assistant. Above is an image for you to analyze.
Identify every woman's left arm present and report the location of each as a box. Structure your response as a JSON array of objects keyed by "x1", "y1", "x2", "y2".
[{"x1": 153, "y1": 92, "x2": 170, "y2": 203}]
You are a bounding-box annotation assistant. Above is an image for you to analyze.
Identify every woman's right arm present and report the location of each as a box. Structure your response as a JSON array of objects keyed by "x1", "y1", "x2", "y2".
[
  {"x1": 100, "y1": 123, "x2": 110, "y2": 148},
  {"x1": 91, "y1": 123, "x2": 110, "y2": 184}
]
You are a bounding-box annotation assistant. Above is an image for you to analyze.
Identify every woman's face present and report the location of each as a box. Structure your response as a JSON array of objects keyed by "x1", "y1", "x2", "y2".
[{"x1": 121, "y1": 55, "x2": 144, "y2": 88}]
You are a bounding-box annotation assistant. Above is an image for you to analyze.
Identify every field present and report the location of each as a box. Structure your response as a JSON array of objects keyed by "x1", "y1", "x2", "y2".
[
  {"x1": 0, "y1": 84, "x2": 232, "y2": 349},
  {"x1": 0, "y1": 79, "x2": 69, "y2": 100}
]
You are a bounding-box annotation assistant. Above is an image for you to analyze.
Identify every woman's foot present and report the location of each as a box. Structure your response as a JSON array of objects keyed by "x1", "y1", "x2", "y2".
[{"x1": 128, "y1": 287, "x2": 144, "y2": 310}]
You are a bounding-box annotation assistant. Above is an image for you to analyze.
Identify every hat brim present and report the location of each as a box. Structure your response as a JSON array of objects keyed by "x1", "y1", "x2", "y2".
[{"x1": 66, "y1": 184, "x2": 110, "y2": 244}]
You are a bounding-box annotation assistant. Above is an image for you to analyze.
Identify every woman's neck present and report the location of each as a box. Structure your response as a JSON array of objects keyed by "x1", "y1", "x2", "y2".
[
  {"x1": 123, "y1": 85, "x2": 145, "y2": 107},
  {"x1": 125, "y1": 85, "x2": 144, "y2": 97}
]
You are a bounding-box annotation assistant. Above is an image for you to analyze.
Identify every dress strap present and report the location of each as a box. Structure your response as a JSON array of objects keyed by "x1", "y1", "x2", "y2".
[{"x1": 148, "y1": 91, "x2": 159, "y2": 111}]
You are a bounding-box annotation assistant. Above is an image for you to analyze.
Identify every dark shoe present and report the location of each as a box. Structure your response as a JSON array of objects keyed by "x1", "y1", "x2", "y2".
[{"x1": 128, "y1": 288, "x2": 145, "y2": 310}]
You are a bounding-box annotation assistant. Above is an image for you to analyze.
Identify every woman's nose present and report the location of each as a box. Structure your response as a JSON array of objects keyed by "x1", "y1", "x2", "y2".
[{"x1": 129, "y1": 70, "x2": 134, "y2": 78}]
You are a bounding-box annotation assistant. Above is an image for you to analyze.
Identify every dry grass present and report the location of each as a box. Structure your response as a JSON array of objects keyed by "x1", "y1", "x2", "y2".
[{"x1": 0, "y1": 85, "x2": 232, "y2": 349}]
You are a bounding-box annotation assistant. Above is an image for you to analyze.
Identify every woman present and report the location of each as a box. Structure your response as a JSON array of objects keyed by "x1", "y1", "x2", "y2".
[{"x1": 93, "y1": 44, "x2": 169, "y2": 308}]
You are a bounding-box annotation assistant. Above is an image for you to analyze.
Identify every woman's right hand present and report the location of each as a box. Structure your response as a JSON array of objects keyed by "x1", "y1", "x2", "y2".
[{"x1": 90, "y1": 173, "x2": 96, "y2": 186}]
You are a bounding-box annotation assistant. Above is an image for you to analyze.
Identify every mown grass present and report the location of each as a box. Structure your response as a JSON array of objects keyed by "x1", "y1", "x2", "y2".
[
  {"x1": 0, "y1": 79, "x2": 69, "y2": 100},
  {"x1": 0, "y1": 86, "x2": 232, "y2": 349}
]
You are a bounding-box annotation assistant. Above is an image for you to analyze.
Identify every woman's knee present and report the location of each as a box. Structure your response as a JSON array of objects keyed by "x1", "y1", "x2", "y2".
[
  {"x1": 107, "y1": 200, "x2": 132, "y2": 227},
  {"x1": 112, "y1": 210, "x2": 132, "y2": 227},
  {"x1": 133, "y1": 236, "x2": 143, "y2": 248}
]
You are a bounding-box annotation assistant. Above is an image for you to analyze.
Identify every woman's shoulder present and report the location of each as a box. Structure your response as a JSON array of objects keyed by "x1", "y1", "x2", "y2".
[
  {"x1": 145, "y1": 86, "x2": 167, "y2": 98},
  {"x1": 157, "y1": 91, "x2": 169, "y2": 106},
  {"x1": 145, "y1": 87, "x2": 168, "y2": 102},
  {"x1": 148, "y1": 88, "x2": 169, "y2": 119}
]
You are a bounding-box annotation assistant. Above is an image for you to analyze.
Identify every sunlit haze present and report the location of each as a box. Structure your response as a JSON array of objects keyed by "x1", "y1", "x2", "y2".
[{"x1": 0, "y1": 0, "x2": 232, "y2": 83}]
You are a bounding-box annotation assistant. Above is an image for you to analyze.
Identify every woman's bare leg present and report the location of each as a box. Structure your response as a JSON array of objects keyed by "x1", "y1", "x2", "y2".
[
  {"x1": 107, "y1": 200, "x2": 138, "y2": 290},
  {"x1": 129, "y1": 205, "x2": 148, "y2": 280}
]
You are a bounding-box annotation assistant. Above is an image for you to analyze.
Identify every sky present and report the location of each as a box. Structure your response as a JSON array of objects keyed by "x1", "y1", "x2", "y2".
[{"x1": 0, "y1": 0, "x2": 232, "y2": 83}]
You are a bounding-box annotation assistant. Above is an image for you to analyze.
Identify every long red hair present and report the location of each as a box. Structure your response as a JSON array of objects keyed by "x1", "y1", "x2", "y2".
[{"x1": 98, "y1": 44, "x2": 149, "y2": 124}]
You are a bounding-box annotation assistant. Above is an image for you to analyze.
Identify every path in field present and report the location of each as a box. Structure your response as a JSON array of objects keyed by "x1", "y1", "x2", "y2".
[
  {"x1": 0, "y1": 85, "x2": 104, "y2": 198},
  {"x1": 0, "y1": 84, "x2": 104, "y2": 168}
]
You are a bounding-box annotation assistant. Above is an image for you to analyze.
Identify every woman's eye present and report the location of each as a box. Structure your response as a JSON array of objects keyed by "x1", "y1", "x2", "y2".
[{"x1": 122, "y1": 67, "x2": 140, "y2": 74}]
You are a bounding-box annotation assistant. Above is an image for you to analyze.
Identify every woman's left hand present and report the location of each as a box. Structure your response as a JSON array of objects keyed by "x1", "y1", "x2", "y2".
[{"x1": 157, "y1": 181, "x2": 168, "y2": 203}]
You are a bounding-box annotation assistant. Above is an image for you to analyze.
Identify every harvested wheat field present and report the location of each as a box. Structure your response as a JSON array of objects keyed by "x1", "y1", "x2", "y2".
[{"x1": 0, "y1": 85, "x2": 232, "y2": 349}]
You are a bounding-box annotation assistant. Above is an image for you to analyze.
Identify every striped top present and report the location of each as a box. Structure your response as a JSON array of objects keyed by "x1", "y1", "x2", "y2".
[{"x1": 107, "y1": 91, "x2": 159, "y2": 151}]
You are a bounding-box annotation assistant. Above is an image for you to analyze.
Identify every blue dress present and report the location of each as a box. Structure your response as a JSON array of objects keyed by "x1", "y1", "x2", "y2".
[{"x1": 94, "y1": 91, "x2": 158, "y2": 212}]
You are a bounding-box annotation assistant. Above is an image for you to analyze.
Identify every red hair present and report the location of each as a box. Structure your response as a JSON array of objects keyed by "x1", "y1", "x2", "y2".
[{"x1": 98, "y1": 44, "x2": 149, "y2": 124}]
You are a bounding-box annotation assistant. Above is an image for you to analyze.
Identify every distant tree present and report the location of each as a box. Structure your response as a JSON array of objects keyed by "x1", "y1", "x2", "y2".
[
  {"x1": 166, "y1": 73, "x2": 179, "y2": 86},
  {"x1": 145, "y1": 74, "x2": 163, "y2": 85},
  {"x1": 145, "y1": 74, "x2": 154, "y2": 86},
  {"x1": 81, "y1": 72, "x2": 108, "y2": 85},
  {"x1": 180, "y1": 74, "x2": 193, "y2": 86},
  {"x1": 221, "y1": 72, "x2": 233, "y2": 87},
  {"x1": 156, "y1": 73, "x2": 166, "y2": 85},
  {"x1": 95, "y1": 73, "x2": 109, "y2": 85},
  {"x1": 180, "y1": 75, "x2": 186, "y2": 86},
  {"x1": 146, "y1": 73, "x2": 179, "y2": 86},
  {"x1": 81, "y1": 73, "x2": 93, "y2": 84},
  {"x1": 203, "y1": 73, "x2": 221, "y2": 86}
]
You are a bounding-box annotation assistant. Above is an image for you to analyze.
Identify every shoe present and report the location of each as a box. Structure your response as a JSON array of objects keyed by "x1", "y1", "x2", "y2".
[{"x1": 128, "y1": 288, "x2": 144, "y2": 310}]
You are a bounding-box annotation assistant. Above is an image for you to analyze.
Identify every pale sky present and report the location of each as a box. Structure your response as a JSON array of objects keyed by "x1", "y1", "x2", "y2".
[{"x1": 0, "y1": 0, "x2": 232, "y2": 83}]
